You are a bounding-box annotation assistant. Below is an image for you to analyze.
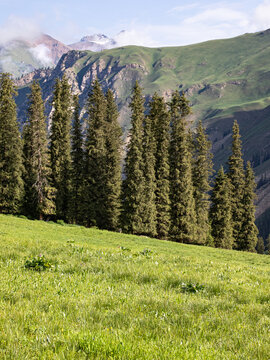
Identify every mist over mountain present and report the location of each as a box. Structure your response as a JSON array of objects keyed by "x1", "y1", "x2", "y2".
[{"x1": 0, "y1": 33, "x2": 70, "y2": 77}]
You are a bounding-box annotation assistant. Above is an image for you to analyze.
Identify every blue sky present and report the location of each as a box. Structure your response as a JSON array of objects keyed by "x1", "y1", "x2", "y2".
[{"x1": 0, "y1": 0, "x2": 269, "y2": 46}]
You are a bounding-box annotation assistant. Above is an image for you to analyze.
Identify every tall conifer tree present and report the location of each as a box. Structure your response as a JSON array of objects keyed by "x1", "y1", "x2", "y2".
[
  {"x1": 149, "y1": 93, "x2": 170, "y2": 239},
  {"x1": 70, "y1": 95, "x2": 84, "y2": 223},
  {"x1": 256, "y1": 237, "x2": 265, "y2": 254},
  {"x1": 84, "y1": 79, "x2": 107, "y2": 227},
  {"x1": 103, "y1": 89, "x2": 122, "y2": 230},
  {"x1": 240, "y1": 161, "x2": 258, "y2": 252},
  {"x1": 228, "y1": 120, "x2": 245, "y2": 249},
  {"x1": 210, "y1": 166, "x2": 233, "y2": 249},
  {"x1": 23, "y1": 81, "x2": 55, "y2": 219},
  {"x1": 0, "y1": 73, "x2": 23, "y2": 214},
  {"x1": 141, "y1": 115, "x2": 157, "y2": 237},
  {"x1": 193, "y1": 120, "x2": 213, "y2": 244},
  {"x1": 50, "y1": 76, "x2": 72, "y2": 221},
  {"x1": 169, "y1": 91, "x2": 196, "y2": 243},
  {"x1": 122, "y1": 81, "x2": 145, "y2": 234}
]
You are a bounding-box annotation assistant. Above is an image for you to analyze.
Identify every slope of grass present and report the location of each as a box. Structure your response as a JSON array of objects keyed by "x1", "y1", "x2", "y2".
[{"x1": 0, "y1": 215, "x2": 269, "y2": 359}]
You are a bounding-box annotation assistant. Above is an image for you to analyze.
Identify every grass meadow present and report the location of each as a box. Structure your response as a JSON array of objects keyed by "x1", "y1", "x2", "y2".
[{"x1": 0, "y1": 214, "x2": 269, "y2": 359}]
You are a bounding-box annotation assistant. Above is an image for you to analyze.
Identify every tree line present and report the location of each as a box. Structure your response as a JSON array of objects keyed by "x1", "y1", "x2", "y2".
[{"x1": 0, "y1": 73, "x2": 261, "y2": 252}]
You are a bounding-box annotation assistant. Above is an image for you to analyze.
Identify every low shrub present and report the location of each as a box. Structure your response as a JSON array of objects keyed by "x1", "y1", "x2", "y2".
[
  {"x1": 140, "y1": 248, "x2": 152, "y2": 256},
  {"x1": 181, "y1": 282, "x2": 205, "y2": 293},
  {"x1": 24, "y1": 255, "x2": 53, "y2": 271}
]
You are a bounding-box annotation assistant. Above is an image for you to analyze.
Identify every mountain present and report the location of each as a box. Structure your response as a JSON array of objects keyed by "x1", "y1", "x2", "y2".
[
  {"x1": 14, "y1": 29, "x2": 270, "y2": 237},
  {"x1": 0, "y1": 34, "x2": 70, "y2": 77},
  {"x1": 69, "y1": 34, "x2": 116, "y2": 52},
  {"x1": 0, "y1": 32, "x2": 118, "y2": 78}
]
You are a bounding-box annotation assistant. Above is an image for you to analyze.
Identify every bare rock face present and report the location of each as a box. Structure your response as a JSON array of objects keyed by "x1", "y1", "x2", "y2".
[{"x1": 14, "y1": 68, "x2": 52, "y2": 87}]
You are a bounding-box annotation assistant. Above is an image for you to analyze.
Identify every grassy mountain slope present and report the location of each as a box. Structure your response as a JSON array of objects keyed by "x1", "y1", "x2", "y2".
[
  {"x1": 0, "y1": 215, "x2": 269, "y2": 359},
  {"x1": 0, "y1": 40, "x2": 43, "y2": 77},
  {"x1": 0, "y1": 34, "x2": 70, "y2": 77},
  {"x1": 15, "y1": 29, "x2": 270, "y2": 235}
]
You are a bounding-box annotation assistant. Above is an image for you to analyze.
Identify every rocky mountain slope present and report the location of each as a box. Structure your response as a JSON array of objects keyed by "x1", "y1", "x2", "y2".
[{"x1": 14, "y1": 29, "x2": 270, "y2": 237}]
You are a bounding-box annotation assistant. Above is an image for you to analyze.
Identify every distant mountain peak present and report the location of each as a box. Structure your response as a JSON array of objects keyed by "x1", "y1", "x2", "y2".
[
  {"x1": 80, "y1": 34, "x2": 109, "y2": 42},
  {"x1": 69, "y1": 33, "x2": 116, "y2": 52}
]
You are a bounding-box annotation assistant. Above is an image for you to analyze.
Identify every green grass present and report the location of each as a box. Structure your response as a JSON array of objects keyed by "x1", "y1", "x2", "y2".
[{"x1": 0, "y1": 215, "x2": 269, "y2": 359}]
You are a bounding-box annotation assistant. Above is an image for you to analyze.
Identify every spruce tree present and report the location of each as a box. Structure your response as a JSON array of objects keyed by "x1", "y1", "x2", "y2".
[
  {"x1": 240, "y1": 161, "x2": 258, "y2": 252},
  {"x1": 256, "y1": 237, "x2": 265, "y2": 254},
  {"x1": 23, "y1": 81, "x2": 55, "y2": 219},
  {"x1": 210, "y1": 166, "x2": 234, "y2": 249},
  {"x1": 122, "y1": 81, "x2": 145, "y2": 234},
  {"x1": 169, "y1": 91, "x2": 196, "y2": 243},
  {"x1": 149, "y1": 93, "x2": 170, "y2": 239},
  {"x1": 266, "y1": 234, "x2": 270, "y2": 255},
  {"x1": 228, "y1": 120, "x2": 245, "y2": 249},
  {"x1": 50, "y1": 76, "x2": 72, "y2": 221},
  {"x1": 70, "y1": 95, "x2": 84, "y2": 224},
  {"x1": 103, "y1": 89, "x2": 122, "y2": 231},
  {"x1": 193, "y1": 120, "x2": 213, "y2": 244},
  {"x1": 141, "y1": 115, "x2": 157, "y2": 237},
  {"x1": 84, "y1": 79, "x2": 107, "y2": 227},
  {"x1": 0, "y1": 73, "x2": 23, "y2": 214}
]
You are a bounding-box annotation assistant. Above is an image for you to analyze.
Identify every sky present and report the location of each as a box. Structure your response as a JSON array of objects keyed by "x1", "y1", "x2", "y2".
[{"x1": 0, "y1": 0, "x2": 270, "y2": 46}]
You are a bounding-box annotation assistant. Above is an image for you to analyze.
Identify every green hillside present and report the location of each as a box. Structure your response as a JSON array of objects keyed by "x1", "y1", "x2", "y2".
[
  {"x1": 16, "y1": 29, "x2": 270, "y2": 165},
  {"x1": 0, "y1": 215, "x2": 269, "y2": 359}
]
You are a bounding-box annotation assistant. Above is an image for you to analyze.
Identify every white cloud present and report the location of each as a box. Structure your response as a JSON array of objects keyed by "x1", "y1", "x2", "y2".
[
  {"x1": 167, "y1": 3, "x2": 199, "y2": 15},
  {"x1": 115, "y1": 28, "x2": 159, "y2": 47},
  {"x1": 29, "y1": 44, "x2": 53, "y2": 67},
  {"x1": 183, "y1": 8, "x2": 248, "y2": 26},
  {"x1": 0, "y1": 15, "x2": 41, "y2": 45},
  {"x1": 252, "y1": 0, "x2": 270, "y2": 30},
  {"x1": 114, "y1": 1, "x2": 270, "y2": 48}
]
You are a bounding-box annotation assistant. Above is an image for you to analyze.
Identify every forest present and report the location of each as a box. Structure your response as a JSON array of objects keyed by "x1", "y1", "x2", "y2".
[{"x1": 0, "y1": 73, "x2": 265, "y2": 253}]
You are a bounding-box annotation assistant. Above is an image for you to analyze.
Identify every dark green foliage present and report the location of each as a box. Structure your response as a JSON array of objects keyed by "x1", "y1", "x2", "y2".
[
  {"x1": 240, "y1": 161, "x2": 258, "y2": 252},
  {"x1": 140, "y1": 248, "x2": 153, "y2": 256},
  {"x1": 24, "y1": 254, "x2": 52, "y2": 271},
  {"x1": 228, "y1": 120, "x2": 245, "y2": 249},
  {"x1": 122, "y1": 81, "x2": 145, "y2": 234},
  {"x1": 50, "y1": 76, "x2": 72, "y2": 221},
  {"x1": 141, "y1": 116, "x2": 157, "y2": 237},
  {"x1": 169, "y1": 91, "x2": 196, "y2": 243},
  {"x1": 210, "y1": 167, "x2": 234, "y2": 249},
  {"x1": 84, "y1": 80, "x2": 107, "y2": 227},
  {"x1": 23, "y1": 81, "x2": 55, "y2": 220},
  {"x1": 193, "y1": 121, "x2": 213, "y2": 244},
  {"x1": 181, "y1": 282, "x2": 205, "y2": 293},
  {"x1": 150, "y1": 93, "x2": 170, "y2": 239},
  {"x1": 256, "y1": 237, "x2": 265, "y2": 254},
  {"x1": 103, "y1": 89, "x2": 122, "y2": 230},
  {"x1": 0, "y1": 73, "x2": 23, "y2": 214},
  {"x1": 70, "y1": 95, "x2": 84, "y2": 223},
  {"x1": 266, "y1": 235, "x2": 270, "y2": 254}
]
